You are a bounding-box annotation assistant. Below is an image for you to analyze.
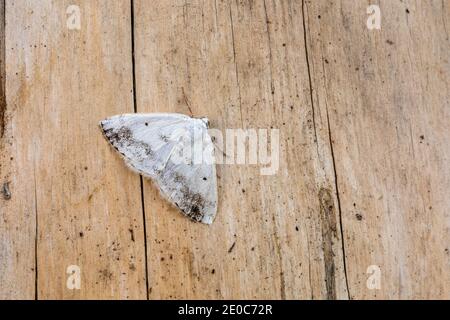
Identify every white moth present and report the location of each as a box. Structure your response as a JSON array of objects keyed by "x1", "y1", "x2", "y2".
[{"x1": 99, "y1": 113, "x2": 217, "y2": 224}]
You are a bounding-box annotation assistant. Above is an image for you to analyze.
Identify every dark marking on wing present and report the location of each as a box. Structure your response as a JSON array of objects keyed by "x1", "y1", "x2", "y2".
[
  {"x1": 179, "y1": 188, "x2": 205, "y2": 222},
  {"x1": 100, "y1": 123, "x2": 154, "y2": 160},
  {"x1": 159, "y1": 134, "x2": 169, "y2": 143},
  {"x1": 103, "y1": 125, "x2": 132, "y2": 146},
  {"x1": 173, "y1": 172, "x2": 186, "y2": 184},
  {"x1": 165, "y1": 170, "x2": 209, "y2": 222}
]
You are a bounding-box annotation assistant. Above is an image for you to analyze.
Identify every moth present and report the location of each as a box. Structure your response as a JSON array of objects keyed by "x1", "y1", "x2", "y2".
[{"x1": 99, "y1": 113, "x2": 217, "y2": 224}]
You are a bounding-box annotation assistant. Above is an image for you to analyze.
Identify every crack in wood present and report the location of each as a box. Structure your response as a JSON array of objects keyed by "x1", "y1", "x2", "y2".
[
  {"x1": 130, "y1": 0, "x2": 150, "y2": 300},
  {"x1": 0, "y1": 0, "x2": 6, "y2": 139},
  {"x1": 301, "y1": 0, "x2": 318, "y2": 146},
  {"x1": 229, "y1": 4, "x2": 244, "y2": 127},
  {"x1": 301, "y1": 0, "x2": 350, "y2": 300},
  {"x1": 33, "y1": 162, "x2": 38, "y2": 300},
  {"x1": 324, "y1": 96, "x2": 351, "y2": 300}
]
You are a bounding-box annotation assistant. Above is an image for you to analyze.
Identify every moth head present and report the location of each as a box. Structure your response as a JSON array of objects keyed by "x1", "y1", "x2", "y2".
[{"x1": 199, "y1": 117, "x2": 210, "y2": 128}]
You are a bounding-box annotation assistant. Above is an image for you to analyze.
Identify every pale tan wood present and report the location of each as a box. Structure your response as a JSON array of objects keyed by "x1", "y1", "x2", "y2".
[
  {"x1": 304, "y1": 0, "x2": 450, "y2": 298},
  {"x1": 1, "y1": 0, "x2": 447, "y2": 300},
  {"x1": 134, "y1": 0, "x2": 347, "y2": 299},
  {"x1": 1, "y1": 1, "x2": 147, "y2": 299},
  {"x1": 0, "y1": 0, "x2": 36, "y2": 300}
]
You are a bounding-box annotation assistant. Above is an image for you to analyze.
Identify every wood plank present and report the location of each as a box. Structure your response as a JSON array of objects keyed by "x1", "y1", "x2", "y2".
[
  {"x1": 3, "y1": 0, "x2": 147, "y2": 299},
  {"x1": 304, "y1": 0, "x2": 450, "y2": 298},
  {"x1": 3, "y1": 0, "x2": 445, "y2": 300},
  {"x1": 0, "y1": 0, "x2": 36, "y2": 300},
  {"x1": 134, "y1": 0, "x2": 348, "y2": 299}
]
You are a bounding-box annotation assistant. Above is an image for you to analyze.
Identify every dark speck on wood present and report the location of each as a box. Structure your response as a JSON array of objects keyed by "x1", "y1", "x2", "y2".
[
  {"x1": 129, "y1": 228, "x2": 135, "y2": 242},
  {"x1": 2, "y1": 182, "x2": 11, "y2": 200},
  {"x1": 228, "y1": 241, "x2": 236, "y2": 253}
]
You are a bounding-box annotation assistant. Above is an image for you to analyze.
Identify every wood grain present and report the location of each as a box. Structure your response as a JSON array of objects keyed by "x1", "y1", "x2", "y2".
[
  {"x1": 0, "y1": 0, "x2": 448, "y2": 299},
  {"x1": 0, "y1": 0, "x2": 37, "y2": 300},
  {"x1": 133, "y1": 0, "x2": 347, "y2": 299},
  {"x1": 1, "y1": 0, "x2": 147, "y2": 299},
  {"x1": 304, "y1": 0, "x2": 450, "y2": 299}
]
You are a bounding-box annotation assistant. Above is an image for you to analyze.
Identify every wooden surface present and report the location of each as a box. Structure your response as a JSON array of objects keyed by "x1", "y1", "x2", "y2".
[{"x1": 0, "y1": 0, "x2": 448, "y2": 299}]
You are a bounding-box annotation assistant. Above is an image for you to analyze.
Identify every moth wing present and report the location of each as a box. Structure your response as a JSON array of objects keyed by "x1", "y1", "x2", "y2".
[
  {"x1": 156, "y1": 126, "x2": 217, "y2": 224},
  {"x1": 100, "y1": 113, "x2": 191, "y2": 177}
]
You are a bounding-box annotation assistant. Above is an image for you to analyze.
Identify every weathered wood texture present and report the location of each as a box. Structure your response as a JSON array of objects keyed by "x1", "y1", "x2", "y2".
[
  {"x1": 0, "y1": 0, "x2": 37, "y2": 299},
  {"x1": 1, "y1": 1, "x2": 147, "y2": 299},
  {"x1": 304, "y1": 0, "x2": 450, "y2": 299},
  {"x1": 0, "y1": 0, "x2": 448, "y2": 299},
  {"x1": 134, "y1": 0, "x2": 347, "y2": 299}
]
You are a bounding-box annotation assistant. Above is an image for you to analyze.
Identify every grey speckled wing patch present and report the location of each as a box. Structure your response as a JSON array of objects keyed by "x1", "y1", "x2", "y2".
[{"x1": 99, "y1": 113, "x2": 217, "y2": 224}]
